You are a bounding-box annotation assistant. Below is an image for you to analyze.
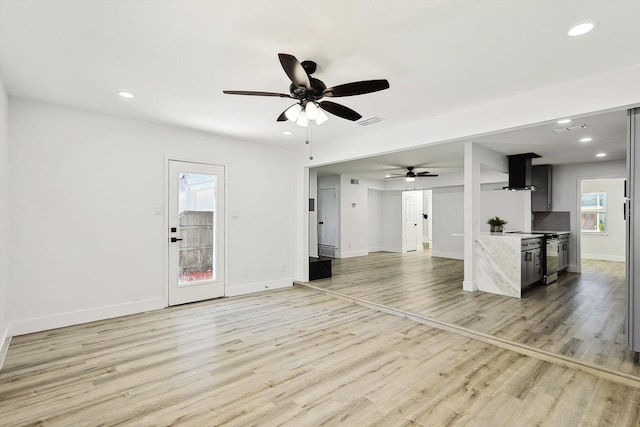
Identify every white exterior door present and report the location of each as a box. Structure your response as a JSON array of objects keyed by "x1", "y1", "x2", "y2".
[
  {"x1": 318, "y1": 187, "x2": 338, "y2": 247},
  {"x1": 168, "y1": 160, "x2": 225, "y2": 306}
]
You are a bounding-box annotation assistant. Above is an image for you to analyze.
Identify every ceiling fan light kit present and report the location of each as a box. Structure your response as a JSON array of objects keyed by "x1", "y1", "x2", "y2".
[
  {"x1": 284, "y1": 103, "x2": 302, "y2": 121},
  {"x1": 223, "y1": 53, "x2": 390, "y2": 128}
]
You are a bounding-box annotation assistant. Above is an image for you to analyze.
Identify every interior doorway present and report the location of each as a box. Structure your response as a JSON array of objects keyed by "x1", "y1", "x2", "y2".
[
  {"x1": 168, "y1": 160, "x2": 225, "y2": 306},
  {"x1": 402, "y1": 191, "x2": 423, "y2": 252},
  {"x1": 579, "y1": 177, "x2": 626, "y2": 264},
  {"x1": 317, "y1": 187, "x2": 338, "y2": 257}
]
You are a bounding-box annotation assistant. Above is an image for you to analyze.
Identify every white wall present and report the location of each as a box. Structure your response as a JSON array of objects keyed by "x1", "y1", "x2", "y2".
[
  {"x1": 381, "y1": 191, "x2": 403, "y2": 252},
  {"x1": 480, "y1": 186, "x2": 531, "y2": 233},
  {"x1": 0, "y1": 75, "x2": 10, "y2": 356},
  {"x1": 552, "y1": 160, "x2": 626, "y2": 271},
  {"x1": 368, "y1": 189, "x2": 383, "y2": 251},
  {"x1": 432, "y1": 184, "x2": 530, "y2": 259},
  {"x1": 8, "y1": 98, "x2": 303, "y2": 335},
  {"x1": 432, "y1": 187, "x2": 465, "y2": 259},
  {"x1": 339, "y1": 176, "x2": 369, "y2": 258},
  {"x1": 581, "y1": 178, "x2": 626, "y2": 262}
]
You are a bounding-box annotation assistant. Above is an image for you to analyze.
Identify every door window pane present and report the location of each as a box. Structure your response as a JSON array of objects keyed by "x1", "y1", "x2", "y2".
[{"x1": 178, "y1": 172, "x2": 216, "y2": 284}]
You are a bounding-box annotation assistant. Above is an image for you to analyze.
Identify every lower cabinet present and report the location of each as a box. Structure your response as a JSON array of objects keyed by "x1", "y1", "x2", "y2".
[
  {"x1": 558, "y1": 234, "x2": 569, "y2": 271},
  {"x1": 521, "y1": 238, "x2": 544, "y2": 287}
]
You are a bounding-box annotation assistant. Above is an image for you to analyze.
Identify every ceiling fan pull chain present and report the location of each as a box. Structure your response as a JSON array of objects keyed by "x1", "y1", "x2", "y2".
[{"x1": 307, "y1": 125, "x2": 314, "y2": 160}]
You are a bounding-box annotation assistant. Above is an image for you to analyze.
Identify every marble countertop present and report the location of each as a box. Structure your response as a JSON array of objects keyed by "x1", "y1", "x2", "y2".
[
  {"x1": 531, "y1": 230, "x2": 570, "y2": 234},
  {"x1": 480, "y1": 232, "x2": 544, "y2": 239}
]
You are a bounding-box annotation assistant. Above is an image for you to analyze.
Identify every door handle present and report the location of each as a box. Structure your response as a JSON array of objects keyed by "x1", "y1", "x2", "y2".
[{"x1": 170, "y1": 237, "x2": 183, "y2": 243}]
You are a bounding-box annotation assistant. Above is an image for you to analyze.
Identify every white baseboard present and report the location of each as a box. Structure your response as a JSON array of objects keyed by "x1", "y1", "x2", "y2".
[
  {"x1": 0, "y1": 322, "x2": 11, "y2": 371},
  {"x1": 339, "y1": 250, "x2": 369, "y2": 259},
  {"x1": 581, "y1": 254, "x2": 626, "y2": 262},
  {"x1": 10, "y1": 297, "x2": 165, "y2": 336},
  {"x1": 463, "y1": 280, "x2": 477, "y2": 292},
  {"x1": 431, "y1": 250, "x2": 464, "y2": 260},
  {"x1": 226, "y1": 277, "x2": 293, "y2": 297}
]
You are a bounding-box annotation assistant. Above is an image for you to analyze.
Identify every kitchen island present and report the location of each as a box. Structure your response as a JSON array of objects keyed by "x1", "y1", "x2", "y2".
[{"x1": 475, "y1": 233, "x2": 544, "y2": 298}]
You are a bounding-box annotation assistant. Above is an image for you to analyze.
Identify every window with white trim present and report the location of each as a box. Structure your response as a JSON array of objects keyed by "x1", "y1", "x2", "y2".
[{"x1": 581, "y1": 191, "x2": 607, "y2": 233}]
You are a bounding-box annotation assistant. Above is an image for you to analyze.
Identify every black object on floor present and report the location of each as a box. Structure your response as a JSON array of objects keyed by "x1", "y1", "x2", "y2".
[{"x1": 309, "y1": 257, "x2": 332, "y2": 280}]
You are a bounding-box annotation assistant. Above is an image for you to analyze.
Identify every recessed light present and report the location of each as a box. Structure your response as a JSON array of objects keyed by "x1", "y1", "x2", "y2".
[
  {"x1": 117, "y1": 91, "x2": 135, "y2": 99},
  {"x1": 580, "y1": 137, "x2": 593, "y2": 143},
  {"x1": 557, "y1": 119, "x2": 572, "y2": 124},
  {"x1": 568, "y1": 22, "x2": 595, "y2": 37},
  {"x1": 283, "y1": 131, "x2": 292, "y2": 136},
  {"x1": 596, "y1": 152, "x2": 607, "y2": 158}
]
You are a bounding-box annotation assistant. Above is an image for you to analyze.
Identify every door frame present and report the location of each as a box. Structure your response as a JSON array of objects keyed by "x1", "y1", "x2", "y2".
[
  {"x1": 402, "y1": 190, "x2": 423, "y2": 253},
  {"x1": 317, "y1": 186, "x2": 338, "y2": 248},
  {"x1": 163, "y1": 156, "x2": 228, "y2": 307},
  {"x1": 575, "y1": 174, "x2": 626, "y2": 274}
]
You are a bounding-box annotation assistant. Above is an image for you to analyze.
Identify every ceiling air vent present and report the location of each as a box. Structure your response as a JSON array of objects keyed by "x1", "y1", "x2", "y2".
[
  {"x1": 358, "y1": 116, "x2": 383, "y2": 126},
  {"x1": 552, "y1": 124, "x2": 588, "y2": 133}
]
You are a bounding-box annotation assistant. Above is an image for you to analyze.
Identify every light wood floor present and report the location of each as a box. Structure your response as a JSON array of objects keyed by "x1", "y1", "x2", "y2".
[
  {"x1": 2, "y1": 286, "x2": 640, "y2": 426},
  {"x1": 305, "y1": 250, "x2": 638, "y2": 378}
]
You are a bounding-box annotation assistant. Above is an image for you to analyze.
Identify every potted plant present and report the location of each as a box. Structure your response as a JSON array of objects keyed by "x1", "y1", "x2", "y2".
[{"x1": 487, "y1": 216, "x2": 508, "y2": 233}]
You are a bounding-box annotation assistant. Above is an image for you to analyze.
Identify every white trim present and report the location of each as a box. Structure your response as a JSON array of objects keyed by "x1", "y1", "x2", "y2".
[
  {"x1": 225, "y1": 278, "x2": 293, "y2": 297},
  {"x1": 9, "y1": 298, "x2": 165, "y2": 336},
  {"x1": 339, "y1": 250, "x2": 369, "y2": 259},
  {"x1": 371, "y1": 246, "x2": 403, "y2": 253},
  {"x1": 581, "y1": 254, "x2": 626, "y2": 262},
  {"x1": 0, "y1": 324, "x2": 11, "y2": 371},
  {"x1": 164, "y1": 156, "x2": 229, "y2": 304},
  {"x1": 432, "y1": 250, "x2": 464, "y2": 260},
  {"x1": 463, "y1": 280, "x2": 477, "y2": 292},
  {"x1": 576, "y1": 174, "x2": 626, "y2": 274}
]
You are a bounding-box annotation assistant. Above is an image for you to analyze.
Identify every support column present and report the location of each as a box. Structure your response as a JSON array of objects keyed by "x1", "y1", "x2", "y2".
[{"x1": 463, "y1": 142, "x2": 481, "y2": 292}]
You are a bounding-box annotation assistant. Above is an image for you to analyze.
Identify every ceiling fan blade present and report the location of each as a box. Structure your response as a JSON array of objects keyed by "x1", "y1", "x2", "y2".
[
  {"x1": 323, "y1": 79, "x2": 390, "y2": 97},
  {"x1": 319, "y1": 101, "x2": 362, "y2": 121},
  {"x1": 415, "y1": 173, "x2": 439, "y2": 177},
  {"x1": 278, "y1": 53, "x2": 311, "y2": 90},
  {"x1": 277, "y1": 110, "x2": 288, "y2": 122},
  {"x1": 384, "y1": 175, "x2": 406, "y2": 179},
  {"x1": 223, "y1": 90, "x2": 292, "y2": 98}
]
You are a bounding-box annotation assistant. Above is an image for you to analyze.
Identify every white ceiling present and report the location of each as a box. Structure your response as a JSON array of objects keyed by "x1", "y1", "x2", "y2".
[
  {"x1": 0, "y1": 1, "x2": 639, "y2": 177},
  {"x1": 313, "y1": 109, "x2": 629, "y2": 180}
]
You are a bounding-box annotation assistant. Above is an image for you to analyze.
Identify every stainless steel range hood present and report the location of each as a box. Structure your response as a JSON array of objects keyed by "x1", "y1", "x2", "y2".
[{"x1": 504, "y1": 152, "x2": 541, "y2": 190}]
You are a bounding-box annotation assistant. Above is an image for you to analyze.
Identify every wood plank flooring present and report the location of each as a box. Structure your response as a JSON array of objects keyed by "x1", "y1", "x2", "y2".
[
  {"x1": 306, "y1": 250, "x2": 638, "y2": 378},
  {"x1": 2, "y1": 287, "x2": 640, "y2": 426}
]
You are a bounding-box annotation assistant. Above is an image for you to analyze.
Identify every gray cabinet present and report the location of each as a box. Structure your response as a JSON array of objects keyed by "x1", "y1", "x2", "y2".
[
  {"x1": 558, "y1": 234, "x2": 569, "y2": 271},
  {"x1": 521, "y1": 238, "x2": 544, "y2": 287},
  {"x1": 532, "y1": 165, "x2": 552, "y2": 212}
]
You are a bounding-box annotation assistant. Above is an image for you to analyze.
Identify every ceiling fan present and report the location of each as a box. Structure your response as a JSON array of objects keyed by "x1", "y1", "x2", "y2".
[
  {"x1": 385, "y1": 167, "x2": 439, "y2": 182},
  {"x1": 223, "y1": 53, "x2": 390, "y2": 127}
]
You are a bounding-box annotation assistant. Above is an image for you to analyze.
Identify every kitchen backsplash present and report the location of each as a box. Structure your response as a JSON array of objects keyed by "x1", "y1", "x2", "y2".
[{"x1": 532, "y1": 211, "x2": 570, "y2": 231}]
